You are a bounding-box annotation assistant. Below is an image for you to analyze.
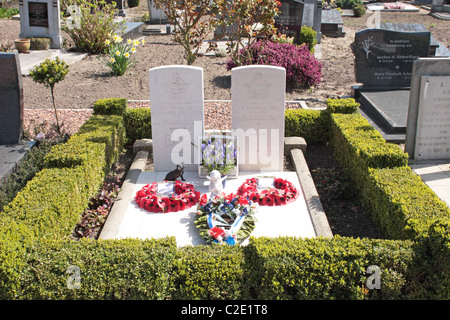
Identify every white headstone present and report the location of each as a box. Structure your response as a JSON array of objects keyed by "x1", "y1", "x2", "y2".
[
  {"x1": 149, "y1": 65, "x2": 204, "y2": 172},
  {"x1": 413, "y1": 75, "x2": 450, "y2": 160},
  {"x1": 19, "y1": 0, "x2": 61, "y2": 49},
  {"x1": 231, "y1": 65, "x2": 286, "y2": 171},
  {"x1": 405, "y1": 57, "x2": 450, "y2": 160}
]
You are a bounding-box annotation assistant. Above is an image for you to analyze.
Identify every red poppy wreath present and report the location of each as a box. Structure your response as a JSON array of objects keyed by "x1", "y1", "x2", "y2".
[
  {"x1": 236, "y1": 177, "x2": 299, "y2": 206},
  {"x1": 135, "y1": 181, "x2": 200, "y2": 213}
]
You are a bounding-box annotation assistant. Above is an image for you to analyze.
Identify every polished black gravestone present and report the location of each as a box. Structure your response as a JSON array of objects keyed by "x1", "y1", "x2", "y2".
[
  {"x1": 321, "y1": 9, "x2": 345, "y2": 37},
  {"x1": 0, "y1": 52, "x2": 33, "y2": 186},
  {"x1": 354, "y1": 27, "x2": 430, "y2": 87},
  {"x1": 0, "y1": 52, "x2": 23, "y2": 145},
  {"x1": 353, "y1": 24, "x2": 433, "y2": 142}
]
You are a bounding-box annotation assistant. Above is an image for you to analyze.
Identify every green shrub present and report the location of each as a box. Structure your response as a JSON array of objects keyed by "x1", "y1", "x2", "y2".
[
  {"x1": 245, "y1": 236, "x2": 414, "y2": 300},
  {"x1": 285, "y1": 109, "x2": 329, "y2": 144},
  {"x1": 17, "y1": 237, "x2": 177, "y2": 299},
  {"x1": 326, "y1": 98, "x2": 360, "y2": 114},
  {"x1": 361, "y1": 166, "x2": 450, "y2": 240},
  {"x1": 172, "y1": 245, "x2": 245, "y2": 299},
  {"x1": 353, "y1": 4, "x2": 366, "y2": 17},
  {"x1": 123, "y1": 108, "x2": 152, "y2": 143},
  {"x1": 45, "y1": 115, "x2": 125, "y2": 173},
  {"x1": 335, "y1": 0, "x2": 363, "y2": 9},
  {"x1": 128, "y1": 0, "x2": 140, "y2": 8},
  {"x1": 93, "y1": 98, "x2": 128, "y2": 116},
  {"x1": 329, "y1": 113, "x2": 408, "y2": 189},
  {"x1": 296, "y1": 25, "x2": 317, "y2": 53}
]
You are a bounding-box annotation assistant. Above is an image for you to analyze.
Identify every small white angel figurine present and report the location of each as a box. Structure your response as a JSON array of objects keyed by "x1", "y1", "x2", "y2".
[{"x1": 207, "y1": 170, "x2": 227, "y2": 198}]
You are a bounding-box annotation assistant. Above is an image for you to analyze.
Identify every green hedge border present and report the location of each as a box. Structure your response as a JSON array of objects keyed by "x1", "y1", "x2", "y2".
[{"x1": 0, "y1": 98, "x2": 448, "y2": 299}]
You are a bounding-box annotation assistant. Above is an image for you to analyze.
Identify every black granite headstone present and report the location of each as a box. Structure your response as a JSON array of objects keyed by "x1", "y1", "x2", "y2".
[
  {"x1": 354, "y1": 28, "x2": 430, "y2": 87},
  {"x1": 0, "y1": 52, "x2": 23, "y2": 145}
]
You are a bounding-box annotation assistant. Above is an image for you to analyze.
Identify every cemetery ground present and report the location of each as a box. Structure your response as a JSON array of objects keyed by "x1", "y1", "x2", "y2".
[{"x1": 1, "y1": 4, "x2": 448, "y2": 240}]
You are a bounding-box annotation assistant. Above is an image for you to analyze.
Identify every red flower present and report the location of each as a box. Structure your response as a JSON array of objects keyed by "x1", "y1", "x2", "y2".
[
  {"x1": 239, "y1": 197, "x2": 249, "y2": 206},
  {"x1": 199, "y1": 193, "x2": 208, "y2": 206},
  {"x1": 208, "y1": 227, "x2": 225, "y2": 239},
  {"x1": 249, "y1": 192, "x2": 260, "y2": 203},
  {"x1": 260, "y1": 196, "x2": 274, "y2": 206}
]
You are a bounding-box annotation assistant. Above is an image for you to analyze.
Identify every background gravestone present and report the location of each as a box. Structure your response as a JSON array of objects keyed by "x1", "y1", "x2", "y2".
[
  {"x1": 19, "y1": 0, "x2": 61, "y2": 49},
  {"x1": 0, "y1": 52, "x2": 23, "y2": 145},
  {"x1": 354, "y1": 28, "x2": 430, "y2": 87},
  {"x1": 231, "y1": 65, "x2": 286, "y2": 171},
  {"x1": 405, "y1": 57, "x2": 450, "y2": 160},
  {"x1": 149, "y1": 65, "x2": 204, "y2": 172},
  {"x1": 276, "y1": 0, "x2": 322, "y2": 43}
]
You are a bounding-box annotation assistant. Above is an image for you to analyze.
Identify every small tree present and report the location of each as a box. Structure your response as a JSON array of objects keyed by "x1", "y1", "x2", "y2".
[
  {"x1": 153, "y1": 0, "x2": 219, "y2": 65},
  {"x1": 29, "y1": 57, "x2": 69, "y2": 134},
  {"x1": 215, "y1": 0, "x2": 281, "y2": 67}
]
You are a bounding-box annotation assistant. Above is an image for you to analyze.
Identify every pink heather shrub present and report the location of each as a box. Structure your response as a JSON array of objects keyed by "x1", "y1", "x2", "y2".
[{"x1": 226, "y1": 40, "x2": 323, "y2": 88}]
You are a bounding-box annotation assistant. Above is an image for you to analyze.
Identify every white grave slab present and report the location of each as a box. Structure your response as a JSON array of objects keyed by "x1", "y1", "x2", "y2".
[
  {"x1": 114, "y1": 171, "x2": 316, "y2": 247},
  {"x1": 231, "y1": 65, "x2": 286, "y2": 172},
  {"x1": 149, "y1": 65, "x2": 204, "y2": 172},
  {"x1": 414, "y1": 75, "x2": 450, "y2": 160},
  {"x1": 19, "y1": 0, "x2": 61, "y2": 49}
]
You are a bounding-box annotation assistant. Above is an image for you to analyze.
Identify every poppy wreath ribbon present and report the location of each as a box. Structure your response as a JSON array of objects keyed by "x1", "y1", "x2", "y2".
[
  {"x1": 135, "y1": 181, "x2": 200, "y2": 213},
  {"x1": 236, "y1": 177, "x2": 299, "y2": 206}
]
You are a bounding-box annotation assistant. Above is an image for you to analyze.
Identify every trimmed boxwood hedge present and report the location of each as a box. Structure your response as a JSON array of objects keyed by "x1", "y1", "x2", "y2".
[{"x1": 1, "y1": 98, "x2": 449, "y2": 299}]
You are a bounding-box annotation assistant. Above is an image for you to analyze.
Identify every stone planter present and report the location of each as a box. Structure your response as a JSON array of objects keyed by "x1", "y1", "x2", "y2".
[{"x1": 14, "y1": 38, "x2": 30, "y2": 53}]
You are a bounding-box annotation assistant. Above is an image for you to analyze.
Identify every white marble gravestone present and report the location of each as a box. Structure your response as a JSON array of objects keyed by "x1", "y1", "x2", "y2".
[
  {"x1": 405, "y1": 57, "x2": 450, "y2": 160},
  {"x1": 149, "y1": 65, "x2": 204, "y2": 172},
  {"x1": 412, "y1": 75, "x2": 450, "y2": 160},
  {"x1": 19, "y1": 0, "x2": 61, "y2": 49},
  {"x1": 231, "y1": 65, "x2": 286, "y2": 171}
]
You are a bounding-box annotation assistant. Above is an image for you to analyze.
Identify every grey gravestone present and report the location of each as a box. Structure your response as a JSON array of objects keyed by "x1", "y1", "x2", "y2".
[
  {"x1": 354, "y1": 28, "x2": 430, "y2": 87},
  {"x1": 405, "y1": 57, "x2": 450, "y2": 160},
  {"x1": 0, "y1": 52, "x2": 23, "y2": 145}
]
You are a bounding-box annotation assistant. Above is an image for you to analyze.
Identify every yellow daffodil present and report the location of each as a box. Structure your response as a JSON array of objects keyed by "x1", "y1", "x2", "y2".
[
  {"x1": 133, "y1": 40, "x2": 139, "y2": 46},
  {"x1": 110, "y1": 57, "x2": 115, "y2": 63},
  {"x1": 124, "y1": 52, "x2": 130, "y2": 58},
  {"x1": 131, "y1": 47, "x2": 136, "y2": 53},
  {"x1": 105, "y1": 39, "x2": 110, "y2": 45},
  {"x1": 115, "y1": 50, "x2": 120, "y2": 56},
  {"x1": 127, "y1": 39, "x2": 132, "y2": 44},
  {"x1": 141, "y1": 39, "x2": 145, "y2": 45}
]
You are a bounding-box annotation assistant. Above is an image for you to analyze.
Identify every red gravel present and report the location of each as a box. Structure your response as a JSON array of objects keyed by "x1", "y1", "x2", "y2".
[{"x1": 25, "y1": 100, "x2": 304, "y2": 138}]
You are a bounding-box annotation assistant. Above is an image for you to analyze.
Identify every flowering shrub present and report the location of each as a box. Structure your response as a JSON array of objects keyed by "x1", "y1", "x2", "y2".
[
  {"x1": 61, "y1": 0, "x2": 123, "y2": 54},
  {"x1": 103, "y1": 34, "x2": 145, "y2": 76},
  {"x1": 226, "y1": 40, "x2": 323, "y2": 88}
]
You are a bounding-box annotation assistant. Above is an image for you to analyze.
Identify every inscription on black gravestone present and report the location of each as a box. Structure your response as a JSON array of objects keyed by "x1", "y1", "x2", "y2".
[
  {"x1": 28, "y1": 2, "x2": 49, "y2": 27},
  {"x1": 354, "y1": 29, "x2": 430, "y2": 87}
]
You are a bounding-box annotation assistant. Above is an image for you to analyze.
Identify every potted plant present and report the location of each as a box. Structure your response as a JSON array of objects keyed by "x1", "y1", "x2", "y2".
[
  {"x1": 198, "y1": 135, "x2": 238, "y2": 179},
  {"x1": 14, "y1": 38, "x2": 30, "y2": 53}
]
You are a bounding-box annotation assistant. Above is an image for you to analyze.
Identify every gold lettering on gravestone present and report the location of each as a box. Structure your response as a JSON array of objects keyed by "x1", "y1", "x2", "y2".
[{"x1": 28, "y1": 2, "x2": 49, "y2": 27}]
